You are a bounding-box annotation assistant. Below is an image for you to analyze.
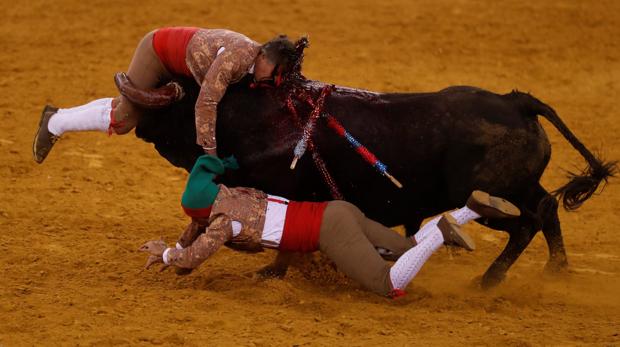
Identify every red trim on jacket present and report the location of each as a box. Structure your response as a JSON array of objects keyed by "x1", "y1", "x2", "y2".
[
  {"x1": 152, "y1": 27, "x2": 199, "y2": 76},
  {"x1": 182, "y1": 205, "x2": 213, "y2": 218},
  {"x1": 279, "y1": 201, "x2": 328, "y2": 253}
]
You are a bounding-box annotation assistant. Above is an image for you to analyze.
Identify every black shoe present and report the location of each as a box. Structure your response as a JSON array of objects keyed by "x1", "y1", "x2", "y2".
[
  {"x1": 33, "y1": 105, "x2": 60, "y2": 164},
  {"x1": 437, "y1": 213, "x2": 476, "y2": 251}
]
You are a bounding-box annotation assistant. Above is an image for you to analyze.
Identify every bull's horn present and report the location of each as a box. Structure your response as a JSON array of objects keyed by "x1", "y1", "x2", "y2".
[{"x1": 114, "y1": 72, "x2": 184, "y2": 109}]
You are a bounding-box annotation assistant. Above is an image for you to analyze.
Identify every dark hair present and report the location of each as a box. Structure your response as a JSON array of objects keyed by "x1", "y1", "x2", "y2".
[{"x1": 261, "y1": 35, "x2": 296, "y2": 72}]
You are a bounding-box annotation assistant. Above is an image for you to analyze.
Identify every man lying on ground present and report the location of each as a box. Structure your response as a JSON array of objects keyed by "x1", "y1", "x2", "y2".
[{"x1": 139, "y1": 155, "x2": 520, "y2": 298}]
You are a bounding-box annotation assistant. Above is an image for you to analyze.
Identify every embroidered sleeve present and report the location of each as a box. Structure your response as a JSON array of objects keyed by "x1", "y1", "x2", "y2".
[
  {"x1": 194, "y1": 50, "x2": 252, "y2": 149},
  {"x1": 175, "y1": 220, "x2": 207, "y2": 248},
  {"x1": 166, "y1": 215, "x2": 233, "y2": 269}
]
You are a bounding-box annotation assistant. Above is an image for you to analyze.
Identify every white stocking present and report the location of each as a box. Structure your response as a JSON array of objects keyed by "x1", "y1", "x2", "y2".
[
  {"x1": 48, "y1": 98, "x2": 113, "y2": 136},
  {"x1": 412, "y1": 206, "x2": 481, "y2": 243},
  {"x1": 56, "y1": 98, "x2": 112, "y2": 114},
  {"x1": 390, "y1": 227, "x2": 444, "y2": 290}
]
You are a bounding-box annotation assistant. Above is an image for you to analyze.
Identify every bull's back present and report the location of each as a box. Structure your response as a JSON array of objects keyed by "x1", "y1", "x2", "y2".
[{"x1": 321, "y1": 85, "x2": 551, "y2": 211}]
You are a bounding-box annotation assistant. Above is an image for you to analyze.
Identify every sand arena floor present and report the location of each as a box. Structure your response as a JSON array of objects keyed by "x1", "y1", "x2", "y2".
[{"x1": 1, "y1": 0, "x2": 619, "y2": 345}]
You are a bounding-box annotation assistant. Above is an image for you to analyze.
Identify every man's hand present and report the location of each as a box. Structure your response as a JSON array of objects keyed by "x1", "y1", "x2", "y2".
[
  {"x1": 144, "y1": 255, "x2": 168, "y2": 271},
  {"x1": 139, "y1": 240, "x2": 168, "y2": 256},
  {"x1": 202, "y1": 146, "x2": 217, "y2": 157},
  {"x1": 139, "y1": 239, "x2": 170, "y2": 271}
]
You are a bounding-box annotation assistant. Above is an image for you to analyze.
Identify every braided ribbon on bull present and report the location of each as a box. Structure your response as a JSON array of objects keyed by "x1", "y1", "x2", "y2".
[
  {"x1": 290, "y1": 85, "x2": 332, "y2": 169},
  {"x1": 324, "y1": 114, "x2": 403, "y2": 188},
  {"x1": 286, "y1": 95, "x2": 343, "y2": 199},
  {"x1": 290, "y1": 86, "x2": 403, "y2": 189}
]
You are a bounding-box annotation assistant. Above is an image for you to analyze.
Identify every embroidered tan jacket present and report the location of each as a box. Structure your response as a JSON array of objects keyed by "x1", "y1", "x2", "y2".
[
  {"x1": 186, "y1": 29, "x2": 261, "y2": 150},
  {"x1": 167, "y1": 184, "x2": 268, "y2": 269}
]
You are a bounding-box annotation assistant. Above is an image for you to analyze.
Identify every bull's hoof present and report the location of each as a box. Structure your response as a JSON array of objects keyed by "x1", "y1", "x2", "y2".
[
  {"x1": 474, "y1": 272, "x2": 507, "y2": 290},
  {"x1": 255, "y1": 264, "x2": 288, "y2": 280},
  {"x1": 470, "y1": 275, "x2": 484, "y2": 289},
  {"x1": 543, "y1": 259, "x2": 569, "y2": 275}
]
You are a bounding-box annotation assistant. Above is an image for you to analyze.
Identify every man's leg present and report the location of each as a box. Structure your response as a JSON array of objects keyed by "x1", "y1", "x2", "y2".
[
  {"x1": 388, "y1": 216, "x2": 454, "y2": 296},
  {"x1": 387, "y1": 213, "x2": 477, "y2": 297},
  {"x1": 336, "y1": 203, "x2": 443, "y2": 261},
  {"x1": 111, "y1": 30, "x2": 171, "y2": 134},
  {"x1": 33, "y1": 31, "x2": 169, "y2": 163},
  {"x1": 413, "y1": 191, "x2": 520, "y2": 243},
  {"x1": 413, "y1": 209, "x2": 479, "y2": 244},
  {"x1": 319, "y1": 201, "x2": 476, "y2": 297},
  {"x1": 46, "y1": 98, "x2": 115, "y2": 136},
  {"x1": 342, "y1": 205, "x2": 417, "y2": 260},
  {"x1": 319, "y1": 201, "x2": 394, "y2": 296}
]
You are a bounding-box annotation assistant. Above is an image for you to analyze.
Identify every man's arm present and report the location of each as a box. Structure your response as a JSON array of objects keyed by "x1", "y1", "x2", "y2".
[
  {"x1": 164, "y1": 215, "x2": 233, "y2": 269},
  {"x1": 195, "y1": 50, "x2": 250, "y2": 153},
  {"x1": 175, "y1": 220, "x2": 207, "y2": 249}
]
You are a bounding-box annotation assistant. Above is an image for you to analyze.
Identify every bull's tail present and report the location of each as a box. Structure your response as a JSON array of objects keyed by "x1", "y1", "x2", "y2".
[{"x1": 511, "y1": 91, "x2": 617, "y2": 210}]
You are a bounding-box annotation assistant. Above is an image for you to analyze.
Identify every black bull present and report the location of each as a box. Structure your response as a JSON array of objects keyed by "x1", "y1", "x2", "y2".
[{"x1": 135, "y1": 77, "x2": 616, "y2": 288}]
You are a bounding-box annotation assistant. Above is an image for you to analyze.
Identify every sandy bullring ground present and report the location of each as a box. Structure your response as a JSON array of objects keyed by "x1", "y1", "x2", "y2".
[{"x1": 1, "y1": 0, "x2": 619, "y2": 345}]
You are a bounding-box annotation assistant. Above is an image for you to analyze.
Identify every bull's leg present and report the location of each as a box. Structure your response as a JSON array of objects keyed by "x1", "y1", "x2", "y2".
[
  {"x1": 480, "y1": 220, "x2": 537, "y2": 289},
  {"x1": 540, "y1": 196, "x2": 569, "y2": 273}
]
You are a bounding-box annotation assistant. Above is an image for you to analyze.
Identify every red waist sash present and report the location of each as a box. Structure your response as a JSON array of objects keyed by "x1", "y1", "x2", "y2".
[
  {"x1": 279, "y1": 201, "x2": 328, "y2": 253},
  {"x1": 152, "y1": 27, "x2": 199, "y2": 76}
]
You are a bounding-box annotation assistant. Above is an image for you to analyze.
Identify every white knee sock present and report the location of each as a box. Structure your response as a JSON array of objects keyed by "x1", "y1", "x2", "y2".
[
  {"x1": 450, "y1": 206, "x2": 481, "y2": 224},
  {"x1": 56, "y1": 98, "x2": 112, "y2": 114},
  {"x1": 48, "y1": 98, "x2": 113, "y2": 136},
  {"x1": 390, "y1": 227, "x2": 444, "y2": 290},
  {"x1": 412, "y1": 206, "x2": 480, "y2": 243}
]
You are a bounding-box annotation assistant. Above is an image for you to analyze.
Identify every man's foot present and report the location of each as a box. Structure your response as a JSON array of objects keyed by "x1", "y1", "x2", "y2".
[
  {"x1": 437, "y1": 213, "x2": 475, "y2": 251},
  {"x1": 33, "y1": 105, "x2": 60, "y2": 164},
  {"x1": 387, "y1": 288, "x2": 407, "y2": 299},
  {"x1": 467, "y1": 190, "x2": 521, "y2": 219}
]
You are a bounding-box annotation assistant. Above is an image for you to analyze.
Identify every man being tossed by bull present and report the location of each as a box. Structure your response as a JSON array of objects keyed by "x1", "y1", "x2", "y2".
[
  {"x1": 33, "y1": 27, "x2": 296, "y2": 161},
  {"x1": 139, "y1": 155, "x2": 520, "y2": 298}
]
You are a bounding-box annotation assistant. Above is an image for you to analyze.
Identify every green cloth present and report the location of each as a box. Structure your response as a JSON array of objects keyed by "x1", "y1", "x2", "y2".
[{"x1": 181, "y1": 155, "x2": 239, "y2": 209}]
